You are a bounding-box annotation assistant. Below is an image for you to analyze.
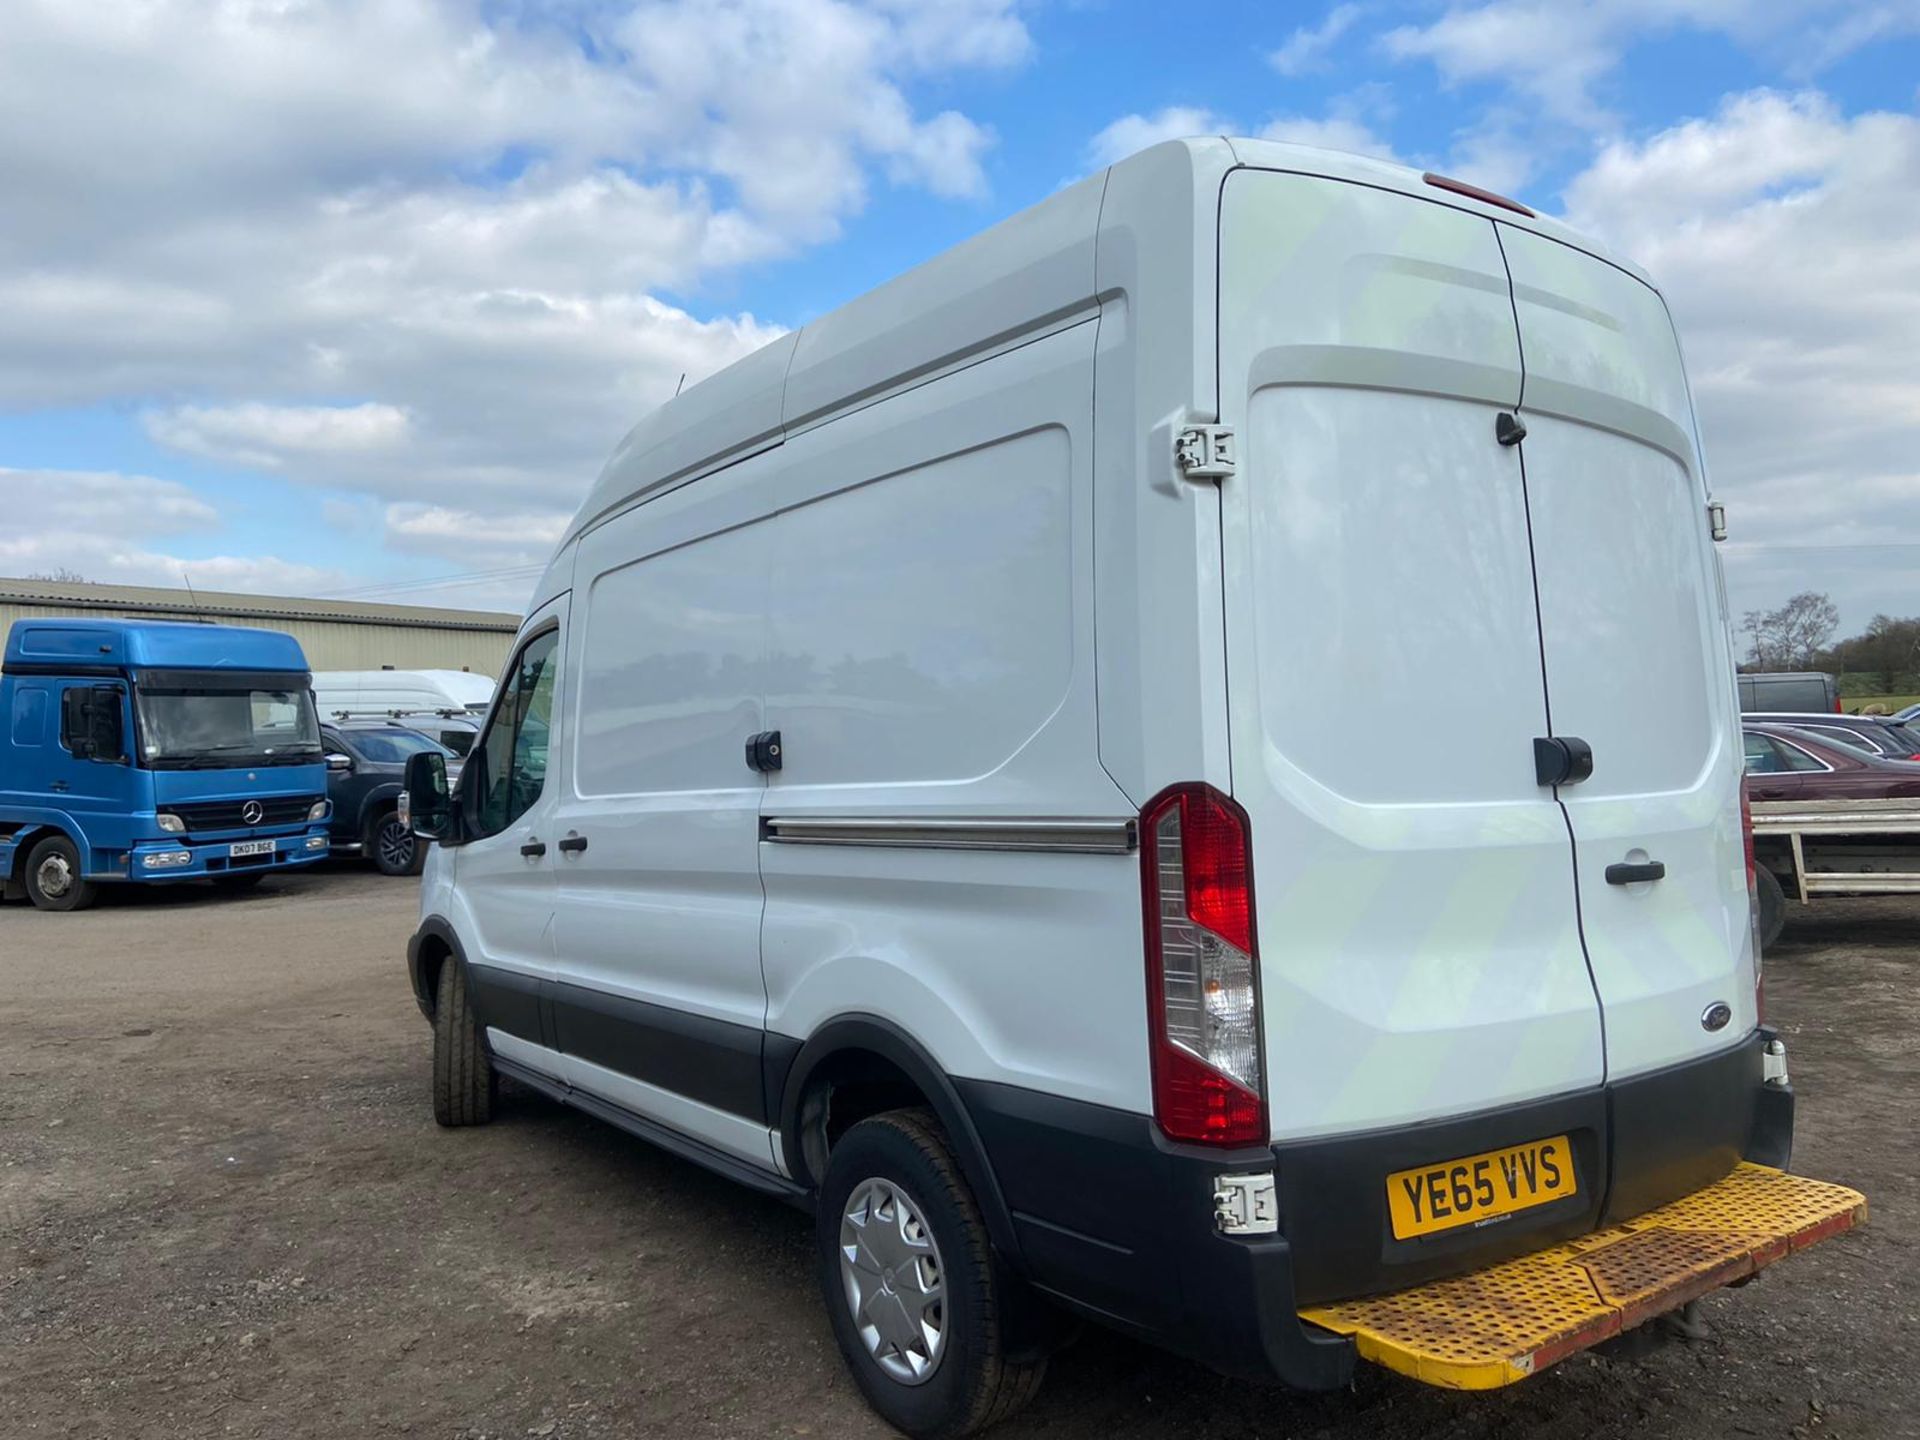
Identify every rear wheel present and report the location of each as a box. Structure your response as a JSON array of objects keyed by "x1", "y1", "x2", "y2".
[
  {"x1": 1756, "y1": 865, "x2": 1786, "y2": 950},
  {"x1": 432, "y1": 959, "x2": 497, "y2": 1127},
  {"x1": 24, "y1": 835, "x2": 98, "y2": 912},
  {"x1": 368, "y1": 810, "x2": 422, "y2": 877},
  {"x1": 817, "y1": 1109, "x2": 1045, "y2": 1439}
]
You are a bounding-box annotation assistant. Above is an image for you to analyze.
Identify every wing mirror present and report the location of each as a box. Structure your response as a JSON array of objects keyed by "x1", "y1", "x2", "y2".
[
  {"x1": 403, "y1": 750, "x2": 454, "y2": 841},
  {"x1": 325, "y1": 752, "x2": 354, "y2": 773}
]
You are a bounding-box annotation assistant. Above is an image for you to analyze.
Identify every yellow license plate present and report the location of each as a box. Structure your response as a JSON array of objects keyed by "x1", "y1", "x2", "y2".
[{"x1": 1387, "y1": 1135, "x2": 1576, "y2": 1240}]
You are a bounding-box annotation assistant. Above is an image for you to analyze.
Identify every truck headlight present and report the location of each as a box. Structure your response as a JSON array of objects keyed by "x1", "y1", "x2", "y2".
[
  {"x1": 141, "y1": 850, "x2": 193, "y2": 868},
  {"x1": 308, "y1": 799, "x2": 332, "y2": 822},
  {"x1": 156, "y1": 812, "x2": 185, "y2": 834}
]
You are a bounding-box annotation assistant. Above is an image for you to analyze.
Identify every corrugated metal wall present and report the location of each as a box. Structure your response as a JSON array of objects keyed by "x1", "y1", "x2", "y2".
[{"x1": 0, "y1": 583, "x2": 519, "y2": 675}]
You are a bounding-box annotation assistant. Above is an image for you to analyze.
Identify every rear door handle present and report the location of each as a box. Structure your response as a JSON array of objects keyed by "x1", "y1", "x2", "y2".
[
  {"x1": 1605, "y1": 860, "x2": 1666, "y2": 885},
  {"x1": 557, "y1": 834, "x2": 588, "y2": 854},
  {"x1": 519, "y1": 838, "x2": 547, "y2": 858}
]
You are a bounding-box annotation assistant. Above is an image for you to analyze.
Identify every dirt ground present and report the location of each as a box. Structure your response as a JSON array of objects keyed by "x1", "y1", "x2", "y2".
[{"x1": 2, "y1": 869, "x2": 1915, "y2": 1439}]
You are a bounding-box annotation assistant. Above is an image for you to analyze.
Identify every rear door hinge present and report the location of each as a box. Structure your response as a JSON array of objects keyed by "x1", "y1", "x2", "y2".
[
  {"x1": 1176, "y1": 424, "x2": 1236, "y2": 481},
  {"x1": 1707, "y1": 499, "x2": 1727, "y2": 541}
]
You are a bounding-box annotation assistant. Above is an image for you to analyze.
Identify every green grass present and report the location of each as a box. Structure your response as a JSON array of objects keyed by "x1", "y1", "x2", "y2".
[{"x1": 1840, "y1": 694, "x2": 1920, "y2": 715}]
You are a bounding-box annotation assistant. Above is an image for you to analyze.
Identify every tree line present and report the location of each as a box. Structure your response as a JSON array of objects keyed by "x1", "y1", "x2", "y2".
[{"x1": 1743, "y1": 592, "x2": 1920, "y2": 694}]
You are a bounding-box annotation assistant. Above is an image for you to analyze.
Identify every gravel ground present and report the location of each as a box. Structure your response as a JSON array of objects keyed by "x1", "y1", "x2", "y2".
[{"x1": 1, "y1": 869, "x2": 1914, "y2": 1439}]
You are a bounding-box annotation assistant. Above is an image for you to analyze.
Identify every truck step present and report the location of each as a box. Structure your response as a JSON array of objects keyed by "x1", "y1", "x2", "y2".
[{"x1": 1299, "y1": 1163, "x2": 1865, "y2": 1390}]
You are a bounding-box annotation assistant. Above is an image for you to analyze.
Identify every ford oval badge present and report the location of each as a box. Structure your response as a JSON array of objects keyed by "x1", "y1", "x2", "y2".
[{"x1": 1701, "y1": 1001, "x2": 1733, "y2": 1033}]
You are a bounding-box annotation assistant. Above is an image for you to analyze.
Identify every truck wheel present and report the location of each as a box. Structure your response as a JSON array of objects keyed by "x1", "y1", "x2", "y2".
[
  {"x1": 368, "y1": 810, "x2": 422, "y2": 877},
  {"x1": 817, "y1": 1109, "x2": 1046, "y2": 1439},
  {"x1": 24, "y1": 835, "x2": 98, "y2": 913},
  {"x1": 433, "y1": 959, "x2": 497, "y2": 1127},
  {"x1": 1756, "y1": 865, "x2": 1786, "y2": 950}
]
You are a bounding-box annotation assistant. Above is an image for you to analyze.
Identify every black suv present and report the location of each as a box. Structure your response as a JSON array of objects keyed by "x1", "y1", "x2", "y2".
[{"x1": 321, "y1": 720, "x2": 461, "y2": 876}]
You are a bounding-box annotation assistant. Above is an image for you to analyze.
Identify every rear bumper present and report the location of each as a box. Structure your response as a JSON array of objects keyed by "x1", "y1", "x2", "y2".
[{"x1": 960, "y1": 1028, "x2": 1803, "y2": 1390}]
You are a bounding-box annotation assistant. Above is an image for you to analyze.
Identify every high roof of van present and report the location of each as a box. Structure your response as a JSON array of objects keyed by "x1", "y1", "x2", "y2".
[
  {"x1": 557, "y1": 136, "x2": 1645, "y2": 556},
  {"x1": 3, "y1": 616, "x2": 309, "y2": 674}
]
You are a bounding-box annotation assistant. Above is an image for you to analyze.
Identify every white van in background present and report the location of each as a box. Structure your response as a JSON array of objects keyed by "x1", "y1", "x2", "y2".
[
  {"x1": 398, "y1": 139, "x2": 1862, "y2": 1437},
  {"x1": 311, "y1": 668, "x2": 494, "y2": 721}
]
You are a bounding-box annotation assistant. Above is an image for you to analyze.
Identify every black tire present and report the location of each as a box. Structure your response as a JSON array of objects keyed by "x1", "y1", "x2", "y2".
[
  {"x1": 1756, "y1": 865, "x2": 1786, "y2": 950},
  {"x1": 368, "y1": 809, "x2": 423, "y2": 877},
  {"x1": 816, "y1": 1109, "x2": 1046, "y2": 1439},
  {"x1": 24, "y1": 835, "x2": 98, "y2": 912},
  {"x1": 432, "y1": 958, "x2": 496, "y2": 1127}
]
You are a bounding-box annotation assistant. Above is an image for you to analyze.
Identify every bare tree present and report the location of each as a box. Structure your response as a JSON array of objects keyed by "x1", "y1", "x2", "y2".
[
  {"x1": 24, "y1": 567, "x2": 90, "y2": 583},
  {"x1": 1743, "y1": 591, "x2": 1838, "y2": 671}
]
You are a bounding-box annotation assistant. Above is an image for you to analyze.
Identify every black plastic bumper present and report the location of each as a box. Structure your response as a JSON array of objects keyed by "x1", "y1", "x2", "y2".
[{"x1": 958, "y1": 1028, "x2": 1790, "y2": 1390}]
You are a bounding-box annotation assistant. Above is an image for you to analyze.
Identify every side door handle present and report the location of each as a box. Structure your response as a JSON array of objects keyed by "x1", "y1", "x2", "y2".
[
  {"x1": 557, "y1": 834, "x2": 588, "y2": 854},
  {"x1": 48, "y1": 780, "x2": 70, "y2": 792},
  {"x1": 519, "y1": 838, "x2": 547, "y2": 858},
  {"x1": 1605, "y1": 860, "x2": 1666, "y2": 885}
]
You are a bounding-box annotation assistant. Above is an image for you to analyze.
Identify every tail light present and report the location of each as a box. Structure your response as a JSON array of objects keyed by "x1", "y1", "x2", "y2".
[
  {"x1": 1742, "y1": 777, "x2": 1765, "y2": 1023},
  {"x1": 1140, "y1": 783, "x2": 1265, "y2": 1145}
]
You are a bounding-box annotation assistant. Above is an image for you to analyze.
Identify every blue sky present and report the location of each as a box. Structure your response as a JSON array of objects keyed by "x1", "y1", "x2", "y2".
[{"x1": 3, "y1": 0, "x2": 1918, "y2": 638}]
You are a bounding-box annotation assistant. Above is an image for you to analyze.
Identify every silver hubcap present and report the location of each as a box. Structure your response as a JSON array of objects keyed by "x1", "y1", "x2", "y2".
[
  {"x1": 838, "y1": 1177, "x2": 947, "y2": 1385},
  {"x1": 36, "y1": 854, "x2": 73, "y2": 898}
]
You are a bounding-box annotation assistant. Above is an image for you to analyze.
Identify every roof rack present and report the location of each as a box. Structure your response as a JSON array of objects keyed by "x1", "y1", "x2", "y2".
[{"x1": 326, "y1": 707, "x2": 475, "y2": 722}]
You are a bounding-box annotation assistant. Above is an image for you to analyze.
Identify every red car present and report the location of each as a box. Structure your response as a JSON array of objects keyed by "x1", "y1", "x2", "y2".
[{"x1": 1743, "y1": 723, "x2": 1920, "y2": 802}]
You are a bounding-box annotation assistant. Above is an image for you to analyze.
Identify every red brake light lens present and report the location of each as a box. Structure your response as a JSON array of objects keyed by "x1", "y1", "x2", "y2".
[
  {"x1": 1141, "y1": 784, "x2": 1265, "y2": 1146},
  {"x1": 1422, "y1": 171, "x2": 1535, "y2": 217}
]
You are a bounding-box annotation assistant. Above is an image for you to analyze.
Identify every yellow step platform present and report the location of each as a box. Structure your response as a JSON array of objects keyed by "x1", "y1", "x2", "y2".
[{"x1": 1300, "y1": 1163, "x2": 1866, "y2": 1390}]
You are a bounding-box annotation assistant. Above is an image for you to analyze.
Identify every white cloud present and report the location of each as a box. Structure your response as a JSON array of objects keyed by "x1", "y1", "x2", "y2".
[
  {"x1": 0, "y1": 467, "x2": 348, "y2": 594},
  {"x1": 1270, "y1": 4, "x2": 1365, "y2": 77},
  {"x1": 1560, "y1": 90, "x2": 1920, "y2": 626},
  {"x1": 1381, "y1": 1, "x2": 1920, "y2": 131},
  {"x1": 0, "y1": 0, "x2": 1030, "y2": 595},
  {"x1": 0, "y1": 468, "x2": 219, "y2": 535},
  {"x1": 1256, "y1": 115, "x2": 1400, "y2": 163},
  {"x1": 145, "y1": 403, "x2": 412, "y2": 469},
  {"x1": 1088, "y1": 101, "x2": 1400, "y2": 173},
  {"x1": 1086, "y1": 107, "x2": 1227, "y2": 169}
]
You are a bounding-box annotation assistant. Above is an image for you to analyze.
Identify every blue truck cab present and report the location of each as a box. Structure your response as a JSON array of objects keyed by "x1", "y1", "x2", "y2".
[{"x1": 1, "y1": 618, "x2": 332, "y2": 911}]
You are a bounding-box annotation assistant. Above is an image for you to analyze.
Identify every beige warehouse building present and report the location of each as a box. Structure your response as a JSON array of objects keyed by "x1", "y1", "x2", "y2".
[{"x1": 0, "y1": 577, "x2": 520, "y2": 676}]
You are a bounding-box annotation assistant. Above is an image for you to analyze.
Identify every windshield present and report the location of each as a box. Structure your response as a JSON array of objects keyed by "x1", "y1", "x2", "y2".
[
  {"x1": 341, "y1": 728, "x2": 453, "y2": 765},
  {"x1": 135, "y1": 685, "x2": 323, "y2": 767}
]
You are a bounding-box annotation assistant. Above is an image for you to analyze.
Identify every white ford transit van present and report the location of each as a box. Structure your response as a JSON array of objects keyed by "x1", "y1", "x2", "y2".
[{"x1": 401, "y1": 139, "x2": 1863, "y2": 1437}]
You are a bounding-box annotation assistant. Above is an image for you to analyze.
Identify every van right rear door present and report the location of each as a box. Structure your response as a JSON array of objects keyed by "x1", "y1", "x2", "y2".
[{"x1": 1498, "y1": 227, "x2": 1753, "y2": 1081}]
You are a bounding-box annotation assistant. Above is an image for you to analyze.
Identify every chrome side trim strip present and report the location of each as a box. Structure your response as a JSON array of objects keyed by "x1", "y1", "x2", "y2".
[{"x1": 762, "y1": 816, "x2": 1137, "y2": 854}]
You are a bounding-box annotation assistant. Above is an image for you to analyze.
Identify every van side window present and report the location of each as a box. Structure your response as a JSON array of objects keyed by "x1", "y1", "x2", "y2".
[
  {"x1": 467, "y1": 629, "x2": 559, "y2": 839},
  {"x1": 11, "y1": 685, "x2": 48, "y2": 747},
  {"x1": 59, "y1": 684, "x2": 126, "y2": 762}
]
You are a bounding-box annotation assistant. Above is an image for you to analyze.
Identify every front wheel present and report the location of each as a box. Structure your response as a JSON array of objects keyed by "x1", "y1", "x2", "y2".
[
  {"x1": 24, "y1": 835, "x2": 98, "y2": 912},
  {"x1": 816, "y1": 1110, "x2": 1045, "y2": 1439},
  {"x1": 432, "y1": 959, "x2": 497, "y2": 1127},
  {"x1": 368, "y1": 810, "x2": 423, "y2": 877}
]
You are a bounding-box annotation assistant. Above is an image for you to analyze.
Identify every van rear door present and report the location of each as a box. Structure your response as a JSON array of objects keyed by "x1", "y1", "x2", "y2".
[
  {"x1": 1214, "y1": 170, "x2": 1605, "y2": 1142},
  {"x1": 1497, "y1": 227, "x2": 1752, "y2": 1079}
]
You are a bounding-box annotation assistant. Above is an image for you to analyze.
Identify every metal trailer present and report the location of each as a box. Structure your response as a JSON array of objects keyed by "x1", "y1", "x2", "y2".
[{"x1": 1751, "y1": 797, "x2": 1920, "y2": 940}]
